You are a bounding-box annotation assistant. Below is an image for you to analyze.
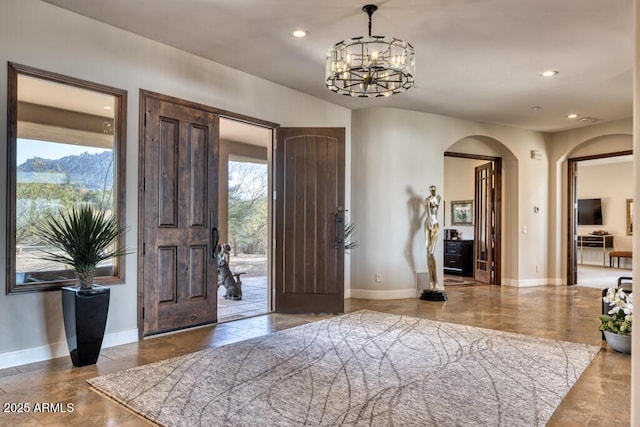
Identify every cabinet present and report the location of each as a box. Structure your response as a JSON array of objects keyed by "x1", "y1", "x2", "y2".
[
  {"x1": 443, "y1": 240, "x2": 473, "y2": 276},
  {"x1": 577, "y1": 235, "x2": 613, "y2": 266}
]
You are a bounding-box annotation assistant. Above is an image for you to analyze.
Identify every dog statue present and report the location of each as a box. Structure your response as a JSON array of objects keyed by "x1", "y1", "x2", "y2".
[{"x1": 217, "y1": 244, "x2": 243, "y2": 300}]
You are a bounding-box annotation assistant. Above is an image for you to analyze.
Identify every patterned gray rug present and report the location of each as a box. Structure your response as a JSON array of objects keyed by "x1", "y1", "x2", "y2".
[{"x1": 88, "y1": 311, "x2": 599, "y2": 426}]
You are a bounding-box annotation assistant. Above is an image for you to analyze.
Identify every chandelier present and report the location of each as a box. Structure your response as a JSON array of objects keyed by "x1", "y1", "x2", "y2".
[{"x1": 325, "y1": 4, "x2": 415, "y2": 98}]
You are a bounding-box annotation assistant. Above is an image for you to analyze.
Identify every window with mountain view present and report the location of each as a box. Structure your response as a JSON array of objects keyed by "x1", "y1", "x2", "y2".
[{"x1": 7, "y1": 64, "x2": 127, "y2": 293}]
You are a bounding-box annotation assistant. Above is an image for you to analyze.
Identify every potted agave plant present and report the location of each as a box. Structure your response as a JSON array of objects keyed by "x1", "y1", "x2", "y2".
[
  {"x1": 599, "y1": 287, "x2": 633, "y2": 354},
  {"x1": 37, "y1": 204, "x2": 128, "y2": 366}
]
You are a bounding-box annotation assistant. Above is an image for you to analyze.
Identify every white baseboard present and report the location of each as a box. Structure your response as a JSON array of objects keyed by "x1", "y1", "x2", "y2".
[
  {"x1": 501, "y1": 278, "x2": 549, "y2": 287},
  {"x1": 101, "y1": 328, "x2": 139, "y2": 349},
  {"x1": 0, "y1": 328, "x2": 138, "y2": 370},
  {"x1": 503, "y1": 278, "x2": 571, "y2": 287},
  {"x1": 348, "y1": 288, "x2": 419, "y2": 300},
  {"x1": 350, "y1": 279, "x2": 570, "y2": 291}
]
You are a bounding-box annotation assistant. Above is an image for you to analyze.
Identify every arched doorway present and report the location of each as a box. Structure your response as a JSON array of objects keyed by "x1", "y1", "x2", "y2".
[
  {"x1": 445, "y1": 135, "x2": 518, "y2": 286},
  {"x1": 444, "y1": 152, "x2": 501, "y2": 285}
]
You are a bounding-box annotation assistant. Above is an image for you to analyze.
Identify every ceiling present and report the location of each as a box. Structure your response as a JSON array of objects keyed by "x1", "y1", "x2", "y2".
[
  {"x1": 42, "y1": 0, "x2": 633, "y2": 133},
  {"x1": 19, "y1": 74, "x2": 114, "y2": 118}
]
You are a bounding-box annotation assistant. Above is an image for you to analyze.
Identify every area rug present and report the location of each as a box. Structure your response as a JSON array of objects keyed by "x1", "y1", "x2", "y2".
[{"x1": 88, "y1": 311, "x2": 599, "y2": 426}]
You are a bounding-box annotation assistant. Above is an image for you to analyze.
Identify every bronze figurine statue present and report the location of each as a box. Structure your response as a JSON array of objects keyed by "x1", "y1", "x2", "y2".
[{"x1": 421, "y1": 185, "x2": 447, "y2": 301}]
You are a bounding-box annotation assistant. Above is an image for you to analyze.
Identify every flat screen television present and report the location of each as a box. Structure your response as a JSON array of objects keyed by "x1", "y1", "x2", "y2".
[{"x1": 577, "y1": 198, "x2": 603, "y2": 225}]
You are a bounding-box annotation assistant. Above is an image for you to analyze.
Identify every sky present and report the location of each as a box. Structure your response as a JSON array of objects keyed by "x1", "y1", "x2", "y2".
[{"x1": 17, "y1": 139, "x2": 109, "y2": 166}]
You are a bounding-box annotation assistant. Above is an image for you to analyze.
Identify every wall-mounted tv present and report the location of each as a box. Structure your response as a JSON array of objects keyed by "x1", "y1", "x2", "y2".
[{"x1": 577, "y1": 198, "x2": 603, "y2": 225}]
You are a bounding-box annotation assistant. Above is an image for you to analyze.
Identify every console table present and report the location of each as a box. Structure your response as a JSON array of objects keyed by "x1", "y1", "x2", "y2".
[{"x1": 577, "y1": 235, "x2": 613, "y2": 266}]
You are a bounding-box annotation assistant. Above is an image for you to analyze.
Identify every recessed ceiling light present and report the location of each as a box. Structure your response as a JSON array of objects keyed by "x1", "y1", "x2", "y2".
[
  {"x1": 580, "y1": 116, "x2": 597, "y2": 123},
  {"x1": 531, "y1": 106, "x2": 541, "y2": 110},
  {"x1": 291, "y1": 29, "x2": 308, "y2": 38},
  {"x1": 567, "y1": 113, "x2": 579, "y2": 119},
  {"x1": 540, "y1": 70, "x2": 559, "y2": 77},
  {"x1": 103, "y1": 106, "x2": 112, "y2": 110}
]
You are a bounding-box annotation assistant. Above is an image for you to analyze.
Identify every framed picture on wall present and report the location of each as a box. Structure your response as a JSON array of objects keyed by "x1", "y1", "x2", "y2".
[
  {"x1": 451, "y1": 200, "x2": 473, "y2": 225},
  {"x1": 627, "y1": 198, "x2": 633, "y2": 236}
]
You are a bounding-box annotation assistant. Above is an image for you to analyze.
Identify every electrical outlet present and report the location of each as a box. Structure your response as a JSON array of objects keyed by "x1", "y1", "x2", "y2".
[
  {"x1": 375, "y1": 273, "x2": 382, "y2": 283},
  {"x1": 535, "y1": 265, "x2": 540, "y2": 272}
]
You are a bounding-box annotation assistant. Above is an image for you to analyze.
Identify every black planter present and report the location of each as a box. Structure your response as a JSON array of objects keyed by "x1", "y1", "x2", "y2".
[{"x1": 62, "y1": 285, "x2": 110, "y2": 367}]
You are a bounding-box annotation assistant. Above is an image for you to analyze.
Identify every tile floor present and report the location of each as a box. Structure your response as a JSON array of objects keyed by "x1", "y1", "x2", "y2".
[{"x1": 0, "y1": 285, "x2": 631, "y2": 426}]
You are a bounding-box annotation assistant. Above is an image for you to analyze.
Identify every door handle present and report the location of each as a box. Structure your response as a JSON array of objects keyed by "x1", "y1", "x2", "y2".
[
  {"x1": 334, "y1": 208, "x2": 345, "y2": 249},
  {"x1": 210, "y1": 210, "x2": 219, "y2": 260},
  {"x1": 211, "y1": 227, "x2": 220, "y2": 259}
]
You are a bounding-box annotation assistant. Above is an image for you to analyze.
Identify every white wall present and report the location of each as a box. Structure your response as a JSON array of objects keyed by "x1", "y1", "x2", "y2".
[
  {"x1": 0, "y1": 0, "x2": 351, "y2": 367},
  {"x1": 349, "y1": 108, "x2": 548, "y2": 298}
]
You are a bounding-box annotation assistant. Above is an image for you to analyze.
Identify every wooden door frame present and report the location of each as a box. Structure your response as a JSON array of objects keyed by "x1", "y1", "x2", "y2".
[
  {"x1": 566, "y1": 150, "x2": 632, "y2": 286},
  {"x1": 444, "y1": 152, "x2": 502, "y2": 285},
  {"x1": 137, "y1": 90, "x2": 278, "y2": 339}
]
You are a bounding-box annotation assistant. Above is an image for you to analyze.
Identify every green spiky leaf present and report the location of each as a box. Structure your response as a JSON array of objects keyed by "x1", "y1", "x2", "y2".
[{"x1": 36, "y1": 205, "x2": 129, "y2": 275}]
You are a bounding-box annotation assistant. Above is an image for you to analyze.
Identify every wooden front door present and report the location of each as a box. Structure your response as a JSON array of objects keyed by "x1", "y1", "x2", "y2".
[
  {"x1": 140, "y1": 93, "x2": 219, "y2": 336},
  {"x1": 274, "y1": 128, "x2": 345, "y2": 314},
  {"x1": 474, "y1": 161, "x2": 495, "y2": 284}
]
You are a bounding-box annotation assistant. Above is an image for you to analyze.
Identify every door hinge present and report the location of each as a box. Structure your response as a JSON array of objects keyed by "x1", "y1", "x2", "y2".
[
  {"x1": 142, "y1": 307, "x2": 145, "y2": 319},
  {"x1": 143, "y1": 242, "x2": 146, "y2": 255},
  {"x1": 143, "y1": 178, "x2": 147, "y2": 191},
  {"x1": 144, "y1": 112, "x2": 147, "y2": 126}
]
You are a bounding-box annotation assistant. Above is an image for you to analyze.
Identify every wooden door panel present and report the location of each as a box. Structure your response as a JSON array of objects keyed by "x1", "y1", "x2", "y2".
[
  {"x1": 189, "y1": 125, "x2": 208, "y2": 227},
  {"x1": 275, "y1": 128, "x2": 344, "y2": 313},
  {"x1": 142, "y1": 95, "x2": 219, "y2": 335},
  {"x1": 159, "y1": 118, "x2": 178, "y2": 226},
  {"x1": 157, "y1": 246, "x2": 177, "y2": 303},
  {"x1": 303, "y1": 138, "x2": 317, "y2": 293},
  {"x1": 189, "y1": 246, "x2": 207, "y2": 298}
]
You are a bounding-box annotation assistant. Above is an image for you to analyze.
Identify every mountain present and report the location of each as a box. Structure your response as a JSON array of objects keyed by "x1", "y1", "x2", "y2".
[{"x1": 17, "y1": 151, "x2": 114, "y2": 190}]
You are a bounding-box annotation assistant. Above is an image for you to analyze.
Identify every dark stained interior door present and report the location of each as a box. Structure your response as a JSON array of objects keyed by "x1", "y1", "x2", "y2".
[
  {"x1": 474, "y1": 161, "x2": 495, "y2": 284},
  {"x1": 141, "y1": 94, "x2": 219, "y2": 336},
  {"x1": 567, "y1": 159, "x2": 579, "y2": 286},
  {"x1": 274, "y1": 128, "x2": 345, "y2": 314}
]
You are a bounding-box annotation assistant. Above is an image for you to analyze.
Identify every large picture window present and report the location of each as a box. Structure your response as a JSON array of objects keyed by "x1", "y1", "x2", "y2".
[{"x1": 7, "y1": 63, "x2": 127, "y2": 293}]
